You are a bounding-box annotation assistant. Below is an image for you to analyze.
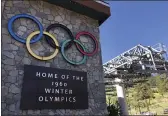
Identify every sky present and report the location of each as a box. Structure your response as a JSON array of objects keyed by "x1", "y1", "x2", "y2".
[{"x1": 100, "y1": 1, "x2": 168, "y2": 64}]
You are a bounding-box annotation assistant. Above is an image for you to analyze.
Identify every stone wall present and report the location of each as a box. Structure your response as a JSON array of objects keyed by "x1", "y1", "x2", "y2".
[{"x1": 2, "y1": 0, "x2": 107, "y2": 115}]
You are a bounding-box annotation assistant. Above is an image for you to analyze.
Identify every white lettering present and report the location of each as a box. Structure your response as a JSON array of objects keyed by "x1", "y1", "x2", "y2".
[
  {"x1": 36, "y1": 72, "x2": 59, "y2": 78},
  {"x1": 55, "y1": 89, "x2": 59, "y2": 94},
  {"x1": 48, "y1": 73, "x2": 53, "y2": 78},
  {"x1": 69, "y1": 90, "x2": 72, "y2": 94},
  {"x1": 52, "y1": 82, "x2": 67, "y2": 87},
  {"x1": 44, "y1": 88, "x2": 73, "y2": 94},
  {"x1": 38, "y1": 96, "x2": 76, "y2": 102},
  {"x1": 69, "y1": 97, "x2": 72, "y2": 102},
  {"x1": 38, "y1": 96, "x2": 43, "y2": 101},
  {"x1": 54, "y1": 97, "x2": 60, "y2": 102},
  {"x1": 81, "y1": 77, "x2": 84, "y2": 81},
  {"x1": 64, "y1": 83, "x2": 67, "y2": 87},
  {"x1": 42, "y1": 73, "x2": 46, "y2": 77},
  {"x1": 61, "y1": 97, "x2": 64, "y2": 101},
  {"x1": 50, "y1": 97, "x2": 53, "y2": 101},
  {"x1": 65, "y1": 89, "x2": 68, "y2": 94},
  {"x1": 45, "y1": 97, "x2": 48, "y2": 102},
  {"x1": 73, "y1": 76, "x2": 75, "y2": 80},
  {"x1": 55, "y1": 74, "x2": 58, "y2": 78},
  {"x1": 72, "y1": 76, "x2": 84, "y2": 81},
  {"x1": 60, "y1": 89, "x2": 64, "y2": 94},
  {"x1": 60, "y1": 82, "x2": 63, "y2": 86},
  {"x1": 61, "y1": 75, "x2": 65, "y2": 79},
  {"x1": 36, "y1": 72, "x2": 40, "y2": 77},
  {"x1": 52, "y1": 88, "x2": 54, "y2": 93},
  {"x1": 73, "y1": 97, "x2": 76, "y2": 102},
  {"x1": 52, "y1": 82, "x2": 54, "y2": 86},
  {"x1": 76, "y1": 76, "x2": 80, "y2": 80},
  {"x1": 45, "y1": 88, "x2": 51, "y2": 93},
  {"x1": 55, "y1": 82, "x2": 58, "y2": 87},
  {"x1": 66, "y1": 75, "x2": 69, "y2": 79},
  {"x1": 65, "y1": 97, "x2": 68, "y2": 102}
]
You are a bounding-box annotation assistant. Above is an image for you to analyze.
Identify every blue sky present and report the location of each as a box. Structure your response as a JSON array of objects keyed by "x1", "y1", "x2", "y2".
[{"x1": 100, "y1": 1, "x2": 168, "y2": 63}]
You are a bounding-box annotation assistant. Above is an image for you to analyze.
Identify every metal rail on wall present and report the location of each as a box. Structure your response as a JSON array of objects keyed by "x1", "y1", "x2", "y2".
[{"x1": 94, "y1": 0, "x2": 110, "y2": 7}]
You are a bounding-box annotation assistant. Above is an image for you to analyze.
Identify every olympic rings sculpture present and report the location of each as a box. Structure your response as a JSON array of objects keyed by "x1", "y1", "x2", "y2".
[{"x1": 8, "y1": 14, "x2": 99, "y2": 65}]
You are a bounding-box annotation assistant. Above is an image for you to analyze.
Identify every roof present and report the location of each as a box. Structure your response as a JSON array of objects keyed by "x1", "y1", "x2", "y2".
[{"x1": 47, "y1": 0, "x2": 111, "y2": 26}]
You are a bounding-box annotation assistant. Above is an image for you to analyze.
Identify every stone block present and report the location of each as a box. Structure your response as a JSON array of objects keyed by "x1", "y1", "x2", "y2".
[
  {"x1": 2, "y1": 59, "x2": 15, "y2": 65},
  {"x1": 9, "y1": 104, "x2": 16, "y2": 112},
  {"x1": 9, "y1": 84, "x2": 20, "y2": 94},
  {"x1": 3, "y1": 51, "x2": 14, "y2": 58},
  {"x1": 55, "y1": 16, "x2": 63, "y2": 22}
]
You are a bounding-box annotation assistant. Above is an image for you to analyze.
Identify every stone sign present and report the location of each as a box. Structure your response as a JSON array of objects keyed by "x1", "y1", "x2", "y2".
[{"x1": 20, "y1": 65, "x2": 88, "y2": 109}]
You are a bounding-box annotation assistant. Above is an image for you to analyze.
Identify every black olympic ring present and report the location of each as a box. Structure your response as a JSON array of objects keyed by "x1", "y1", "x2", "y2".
[{"x1": 45, "y1": 23, "x2": 74, "y2": 50}]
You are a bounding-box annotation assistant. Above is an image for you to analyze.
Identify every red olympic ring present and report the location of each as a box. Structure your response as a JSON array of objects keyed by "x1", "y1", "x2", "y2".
[{"x1": 75, "y1": 31, "x2": 98, "y2": 56}]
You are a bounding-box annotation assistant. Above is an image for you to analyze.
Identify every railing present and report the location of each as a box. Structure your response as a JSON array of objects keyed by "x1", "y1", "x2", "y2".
[
  {"x1": 94, "y1": 0, "x2": 110, "y2": 7},
  {"x1": 99, "y1": 0, "x2": 109, "y2": 4}
]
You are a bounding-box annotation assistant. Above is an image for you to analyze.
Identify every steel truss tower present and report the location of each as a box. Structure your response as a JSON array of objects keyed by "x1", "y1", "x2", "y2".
[
  {"x1": 103, "y1": 43, "x2": 168, "y2": 115},
  {"x1": 103, "y1": 43, "x2": 168, "y2": 77}
]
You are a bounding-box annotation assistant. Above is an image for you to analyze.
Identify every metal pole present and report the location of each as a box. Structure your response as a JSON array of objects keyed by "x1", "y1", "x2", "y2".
[
  {"x1": 149, "y1": 51, "x2": 157, "y2": 70},
  {"x1": 139, "y1": 60, "x2": 145, "y2": 70},
  {"x1": 115, "y1": 78, "x2": 129, "y2": 115}
]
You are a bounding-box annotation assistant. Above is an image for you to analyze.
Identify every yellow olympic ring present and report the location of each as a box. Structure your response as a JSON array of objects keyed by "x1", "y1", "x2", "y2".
[{"x1": 26, "y1": 31, "x2": 59, "y2": 61}]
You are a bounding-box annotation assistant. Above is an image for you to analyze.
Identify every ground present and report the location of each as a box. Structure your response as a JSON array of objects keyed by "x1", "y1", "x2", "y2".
[{"x1": 106, "y1": 88, "x2": 168, "y2": 115}]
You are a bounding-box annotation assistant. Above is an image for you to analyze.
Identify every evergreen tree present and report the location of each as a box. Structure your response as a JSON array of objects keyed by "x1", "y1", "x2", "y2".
[
  {"x1": 134, "y1": 83, "x2": 154, "y2": 112},
  {"x1": 156, "y1": 74, "x2": 167, "y2": 96}
]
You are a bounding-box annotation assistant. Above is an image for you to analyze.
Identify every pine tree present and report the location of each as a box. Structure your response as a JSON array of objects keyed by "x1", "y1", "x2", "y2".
[
  {"x1": 156, "y1": 74, "x2": 167, "y2": 96},
  {"x1": 134, "y1": 83, "x2": 154, "y2": 112}
]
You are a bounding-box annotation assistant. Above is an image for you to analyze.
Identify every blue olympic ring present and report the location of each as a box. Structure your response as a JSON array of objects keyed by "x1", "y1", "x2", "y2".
[{"x1": 8, "y1": 14, "x2": 43, "y2": 44}]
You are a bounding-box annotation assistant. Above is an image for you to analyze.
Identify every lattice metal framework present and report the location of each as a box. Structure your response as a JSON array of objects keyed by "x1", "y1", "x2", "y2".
[
  {"x1": 104, "y1": 43, "x2": 168, "y2": 113},
  {"x1": 103, "y1": 43, "x2": 168, "y2": 78}
]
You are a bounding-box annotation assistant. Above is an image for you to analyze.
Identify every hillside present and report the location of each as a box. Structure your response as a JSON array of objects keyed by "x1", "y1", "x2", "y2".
[{"x1": 106, "y1": 74, "x2": 168, "y2": 115}]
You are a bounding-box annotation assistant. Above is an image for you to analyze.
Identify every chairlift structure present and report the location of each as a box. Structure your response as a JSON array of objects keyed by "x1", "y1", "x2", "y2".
[{"x1": 103, "y1": 43, "x2": 168, "y2": 115}]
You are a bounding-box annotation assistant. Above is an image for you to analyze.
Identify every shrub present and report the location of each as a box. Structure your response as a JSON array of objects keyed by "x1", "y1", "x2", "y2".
[{"x1": 107, "y1": 101, "x2": 121, "y2": 116}]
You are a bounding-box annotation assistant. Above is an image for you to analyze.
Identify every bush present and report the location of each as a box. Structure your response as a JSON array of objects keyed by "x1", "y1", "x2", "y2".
[
  {"x1": 152, "y1": 89, "x2": 158, "y2": 93},
  {"x1": 107, "y1": 101, "x2": 121, "y2": 116}
]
